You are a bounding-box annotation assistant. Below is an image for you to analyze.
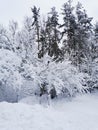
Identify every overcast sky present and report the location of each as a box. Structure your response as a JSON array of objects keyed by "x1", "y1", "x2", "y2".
[{"x1": 0, "y1": 0, "x2": 97, "y2": 27}]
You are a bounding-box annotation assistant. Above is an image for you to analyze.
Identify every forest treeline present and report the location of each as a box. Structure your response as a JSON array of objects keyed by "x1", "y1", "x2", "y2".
[{"x1": 0, "y1": 0, "x2": 98, "y2": 102}]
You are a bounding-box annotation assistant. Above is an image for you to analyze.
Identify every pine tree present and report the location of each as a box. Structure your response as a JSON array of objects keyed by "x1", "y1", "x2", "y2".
[
  {"x1": 46, "y1": 7, "x2": 62, "y2": 61},
  {"x1": 38, "y1": 25, "x2": 47, "y2": 58},
  {"x1": 31, "y1": 6, "x2": 40, "y2": 50},
  {"x1": 94, "y1": 22, "x2": 98, "y2": 55},
  {"x1": 48, "y1": 7, "x2": 61, "y2": 60},
  {"x1": 39, "y1": 7, "x2": 63, "y2": 61},
  {"x1": 75, "y1": 2, "x2": 93, "y2": 71},
  {"x1": 60, "y1": 0, "x2": 77, "y2": 58}
]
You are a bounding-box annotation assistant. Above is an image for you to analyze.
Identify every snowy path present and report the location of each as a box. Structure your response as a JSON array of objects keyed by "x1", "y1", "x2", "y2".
[{"x1": 0, "y1": 93, "x2": 98, "y2": 130}]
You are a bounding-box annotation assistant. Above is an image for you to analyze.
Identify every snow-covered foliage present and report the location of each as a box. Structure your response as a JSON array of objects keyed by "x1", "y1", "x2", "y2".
[
  {"x1": 0, "y1": 25, "x2": 11, "y2": 50},
  {"x1": 0, "y1": 49, "x2": 22, "y2": 90},
  {"x1": 0, "y1": 1, "x2": 98, "y2": 103},
  {"x1": 16, "y1": 17, "x2": 37, "y2": 63},
  {"x1": 20, "y1": 54, "x2": 87, "y2": 98},
  {"x1": 90, "y1": 58, "x2": 98, "y2": 89}
]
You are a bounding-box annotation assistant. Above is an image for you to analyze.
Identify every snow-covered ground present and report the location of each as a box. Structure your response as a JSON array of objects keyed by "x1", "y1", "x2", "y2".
[{"x1": 0, "y1": 93, "x2": 98, "y2": 130}]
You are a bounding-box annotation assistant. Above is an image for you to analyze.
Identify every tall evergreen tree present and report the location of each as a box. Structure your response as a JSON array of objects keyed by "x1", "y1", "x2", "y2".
[
  {"x1": 91, "y1": 22, "x2": 98, "y2": 60},
  {"x1": 75, "y1": 2, "x2": 93, "y2": 70},
  {"x1": 48, "y1": 7, "x2": 61, "y2": 60},
  {"x1": 31, "y1": 6, "x2": 40, "y2": 50},
  {"x1": 60, "y1": 0, "x2": 77, "y2": 58},
  {"x1": 38, "y1": 24, "x2": 47, "y2": 58},
  {"x1": 39, "y1": 7, "x2": 63, "y2": 61}
]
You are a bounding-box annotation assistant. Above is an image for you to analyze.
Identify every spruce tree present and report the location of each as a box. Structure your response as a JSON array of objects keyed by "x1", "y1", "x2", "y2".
[
  {"x1": 46, "y1": 7, "x2": 62, "y2": 61},
  {"x1": 39, "y1": 7, "x2": 63, "y2": 61},
  {"x1": 48, "y1": 7, "x2": 61, "y2": 60},
  {"x1": 60, "y1": 0, "x2": 77, "y2": 58},
  {"x1": 75, "y1": 2, "x2": 93, "y2": 70},
  {"x1": 38, "y1": 25, "x2": 47, "y2": 58},
  {"x1": 91, "y1": 22, "x2": 98, "y2": 60},
  {"x1": 31, "y1": 6, "x2": 40, "y2": 50}
]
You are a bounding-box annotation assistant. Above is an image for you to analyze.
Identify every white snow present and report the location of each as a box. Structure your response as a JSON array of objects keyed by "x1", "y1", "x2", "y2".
[
  {"x1": 0, "y1": 93, "x2": 98, "y2": 130},
  {"x1": 0, "y1": 49, "x2": 22, "y2": 89}
]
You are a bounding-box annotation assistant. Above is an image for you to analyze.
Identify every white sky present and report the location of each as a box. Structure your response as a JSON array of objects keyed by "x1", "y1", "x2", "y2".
[{"x1": 0, "y1": 0, "x2": 97, "y2": 27}]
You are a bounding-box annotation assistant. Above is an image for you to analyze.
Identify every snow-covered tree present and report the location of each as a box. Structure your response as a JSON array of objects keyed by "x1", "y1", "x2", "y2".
[
  {"x1": 93, "y1": 22, "x2": 98, "y2": 58},
  {"x1": 61, "y1": 0, "x2": 77, "y2": 57},
  {"x1": 31, "y1": 6, "x2": 40, "y2": 50},
  {"x1": 75, "y1": 2, "x2": 93, "y2": 69},
  {"x1": 20, "y1": 54, "x2": 87, "y2": 99},
  {"x1": 47, "y1": 7, "x2": 62, "y2": 60},
  {"x1": 0, "y1": 25, "x2": 11, "y2": 50},
  {"x1": 0, "y1": 49, "x2": 23, "y2": 102},
  {"x1": 16, "y1": 17, "x2": 37, "y2": 63},
  {"x1": 9, "y1": 20, "x2": 18, "y2": 52},
  {"x1": 39, "y1": 7, "x2": 63, "y2": 61},
  {"x1": 0, "y1": 2, "x2": 97, "y2": 103}
]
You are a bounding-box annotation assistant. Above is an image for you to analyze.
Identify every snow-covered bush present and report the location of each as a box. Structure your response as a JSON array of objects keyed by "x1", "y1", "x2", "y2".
[
  {"x1": 0, "y1": 49, "x2": 23, "y2": 102},
  {"x1": 20, "y1": 54, "x2": 87, "y2": 99}
]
